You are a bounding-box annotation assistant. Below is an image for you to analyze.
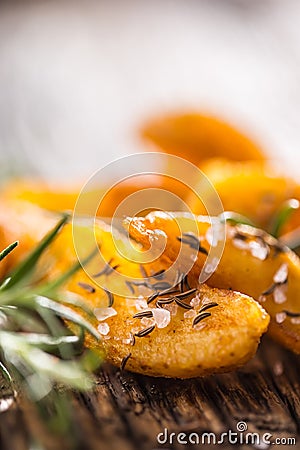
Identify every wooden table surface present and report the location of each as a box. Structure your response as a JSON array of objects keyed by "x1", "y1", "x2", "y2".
[{"x1": 0, "y1": 336, "x2": 299, "y2": 450}]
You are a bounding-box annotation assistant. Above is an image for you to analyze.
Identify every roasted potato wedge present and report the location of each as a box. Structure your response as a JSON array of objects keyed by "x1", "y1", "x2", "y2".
[
  {"x1": 188, "y1": 158, "x2": 298, "y2": 233},
  {"x1": 141, "y1": 112, "x2": 265, "y2": 164},
  {"x1": 0, "y1": 201, "x2": 269, "y2": 378},
  {"x1": 128, "y1": 211, "x2": 300, "y2": 353},
  {"x1": 2, "y1": 176, "x2": 191, "y2": 217}
]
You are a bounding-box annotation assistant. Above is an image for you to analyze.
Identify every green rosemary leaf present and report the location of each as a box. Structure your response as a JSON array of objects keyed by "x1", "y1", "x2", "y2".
[
  {"x1": 34, "y1": 295, "x2": 100, "y2": 340},
  {"x1": 0, "y1": 360, "x2": 13, "y2": 384},
  {"x1": 280, "y1": 226, "x2": 300, "y2": 252},
  {"x1": 39, "y1": 247, "x2": 98, "y2": 311},
  {"x1": 270, "y1": 199, "x2": 300, "y2": 238},
  {"x1": 220, "y1": 211, "x2": 255, "y2": 227},
  {"x1": 0, "y1": 241, "x2": 18, "y2": 262},
  {"x1": 2, "y1": 214, "x2": 69, "y2": 290},
  {"x1": 0, "y1": 305, "x2": 48, "y2": 334},
  {"x1": 0, "y1": 331, "x2": 95, "y2": 391},
  {"x1": 18, "y1": 333, "x2": 79, "y2": 347}
]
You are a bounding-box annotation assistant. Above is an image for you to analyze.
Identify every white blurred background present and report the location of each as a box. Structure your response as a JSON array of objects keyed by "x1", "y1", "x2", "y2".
[{"x1": 0, "y1": 0, "x2": 299, "y2": 181}]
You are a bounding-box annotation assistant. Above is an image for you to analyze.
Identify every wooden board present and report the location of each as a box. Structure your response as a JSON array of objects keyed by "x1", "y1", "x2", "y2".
[{"x1": 0, "y1": 336, "x2": 299, "y2": 450}]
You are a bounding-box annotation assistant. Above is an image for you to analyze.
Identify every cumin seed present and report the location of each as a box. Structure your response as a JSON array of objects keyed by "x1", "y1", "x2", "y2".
[
  {"x1": 175, "y1": 288, "x2": 197, "y2": 299},
  {"x1": 78, "y1": 282, "x2": 96, "y2": 294},
  {"x1": 135, "y1": 325, "x2": 156, "y2": 337},
  {"x1": 199, "y1": 302, "x2": 219, "y2": 313},
  {"x1": 174, "y1": 298, "x2": 193, "y2": 310},
  {"x1": 103, "y1": 288, "x2": 114, "y2": 307},
  {"x1": 133, "y1": 310, "x2": 153, "y2": 319},
  {"x1": 120, "y1": 353, "x2": 131, "y2": 371},
  {"x1": 193, "y1": 312, "x2": 211, "y2": 327}
]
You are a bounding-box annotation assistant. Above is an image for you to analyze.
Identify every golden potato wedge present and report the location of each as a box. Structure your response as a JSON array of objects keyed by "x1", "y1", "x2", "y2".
[
  {"x1": 1, "y1": 176, "x2": 192, "y2": 217},
  {"x1": 94, "y1": 284, "x2": 269, "y2": 378},
  {"x1": 141, "y1": 112, "x2": 265, "y2": 164},
  {"x1": 188, "y1": 158, "x2": 297, "y2": 233},
  {"x1": 0, "y1": 201, "x2": 269, "y2": 378},
  {"x1": 127, "y1": 212, "x2": 300, "y2": 353}
]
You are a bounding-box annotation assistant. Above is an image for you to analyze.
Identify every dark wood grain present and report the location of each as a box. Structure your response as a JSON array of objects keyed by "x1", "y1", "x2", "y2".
[{"x1": 0, "y1": 336, "x2": 299, "y2": 450}]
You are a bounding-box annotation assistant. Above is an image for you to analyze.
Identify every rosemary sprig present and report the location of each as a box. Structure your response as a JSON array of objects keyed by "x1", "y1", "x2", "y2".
[
  {"x1": 270, "y1": 199, "x2": 300, "y2": 238},
  {"x1": 220, "y1": 211, "x2": 256, "y2": 227},
  {"x1": 0, "y1": 241, "x2": 18, "y2": 262},
  {"x1": 0, "y1": 217, "x2": 101, "y2": 418}
]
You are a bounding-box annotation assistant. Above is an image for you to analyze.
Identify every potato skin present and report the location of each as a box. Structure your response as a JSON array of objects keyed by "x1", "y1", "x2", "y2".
[
  {"x1": 0, "y1": 201, "x2": 269, "y2": 378},
  {"x1": 97, "y1": 285, "x2": 269, "y2": 378},
  {"x1": 128, "y1": 212, "x2": 300, "y2": 354},
  {"x1": 141, "y1": 113, "x2": 265, "y2": 164},
  {"x1": 188, "y1": 158, "x2": 297, "y2": 233}
]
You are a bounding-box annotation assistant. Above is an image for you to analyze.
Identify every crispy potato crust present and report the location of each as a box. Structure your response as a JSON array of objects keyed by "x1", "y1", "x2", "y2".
[
  {"x1": 0, "y1": 202, "x2": 269, "y2": 378},
  {"x1": 128, "y1": 212, "x2": 300, "y2": 353}
]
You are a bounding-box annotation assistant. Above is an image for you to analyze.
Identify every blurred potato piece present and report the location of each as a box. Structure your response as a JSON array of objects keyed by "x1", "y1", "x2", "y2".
[
  {"x1": 188, "y1": 158, "x2": 296, "y2": 232},
  {"x1": 0, "y1": 201, "x2": 269, "y2": 378},
  {"x1": 2, "y1": 176, "x2": 192, "y2": 217},
  {"x1": 141, "y1": 113, "x2": 265, "y2": 164},
  {"x1": 128, "y1": 211, "x2": 300, "y2": 353}
]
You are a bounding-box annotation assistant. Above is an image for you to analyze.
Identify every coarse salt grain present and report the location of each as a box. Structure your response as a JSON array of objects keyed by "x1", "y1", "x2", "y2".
[
  {"x1": 204, "y1": 257, "x2": 219, "y2": 274},
  {"x1": 152, "y1": 308, "x2": 171, "y2": 329},
  {"x1": 232, "y1": 238, "x2": 249, "y2": 251},
  {"x1": 205, "y1": 223, "x2": 223, "y2": 247},
  {"x1": 249, "y1": 240, "x2": 269, "y2": 261},
  {"x1": 97, "y1": 323, "x2": 110, "y2": 335},
  {"x1": 273, "y1": 263, "x2": 288, "y2": 284},
  {"x1": 135, "y1": 296, "x2": 148, "y2": 310},
  {"x1": 94, "y1": 307, "x2": 117, "y2": 321},
  {"x1": 201, "y1": 296, "x2": 213, "y2": 306},
  {"x1": 184, "y1": 309, "x2": 196, "y2": 319},
  {"x1": 141, "y1": 317, "x2": 156, "y2": 327},
  {"x1": 273, "y1": 285, "x2": 287, "y2": 304},
  {"x1": 291, "y1": 317, "x2": 300, "y2": 325},
  {"x1": 275, "y1": 312, "x2": 287, "y2": 324},
  {"x1": 193, "y1": 322, "x2": 207, "y2": 331},
  {"x1": 190, "y1": 296, "x2": 200, "y2": 307},
  {"x1": 273, "y1": 361, "x2": 284, "y2": 376},
  {"x1": 163, "y1": 303, "x2": 178, "y2": 316},
  {"x1": 122, "y1": 337, "x2": 132, "y2": 345}
]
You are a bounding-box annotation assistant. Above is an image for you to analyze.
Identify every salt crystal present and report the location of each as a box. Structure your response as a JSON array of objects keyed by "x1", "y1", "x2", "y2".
[
  {"x1": 131, "y1": 326, "x2": 142, "y2": 335},
  {"x1": 152, "y1": 308, "x2": 171, "y2": 329},
  {"x1": 232, "y1": 238, "x2": 249, "y2": 251},
  {"x1": 273, "y1": 361, "x2": 284, "y2": 376},
  {"x1": 249, "y1": 240, "x2": 268, "y2": 261},
  {"x1": 205, "y1": 227, "x2": 213, "y2": 246},
  {"x1": 122, "y1": 338, "x2": 132, "y2": 345},
  {"x1": 190, "y1": 296, "x2": 200, "y2": 307},
  {"x1": 163, "y1": 303, "x2": 178, "y2": 316},
  {"x1": 97, "y1": 323, "x2": 110, "y2": 335},
  {"x1": 204, "y1": 257, "x2": 219, "y2": 275},
  {"x1": 273, "y1": 263, "x2": 288, "y2": 284},
  {"x1": 141, "y1": 317, "x2": 156, "y2": 327},
  {"x1": 193, "y1": 322, "x2": 207, "y2": 331},
  {"x1": 201, "y1": 296, "x2": 212, "y2": 305},
  {"x1": 135, "y1": 296, "x2": 148, "y2": 310},
  {"x1": 275, "y1": 312, "x2": 287, "y2": 324},
  {"x1": 184, "y1": 310, "x2": 196, "y2": 319},
  {"x1": 273, "y1": 285, "x2": 287, "y2": 304},
  {"x1": 205, "y1": 223, "x2": 224, "y2": 247},
  {"x1": 94, "y1": 307, "x2": 117, "y2": 321},
  {"x1": 291, "y1": 317, "x2": 300, "y2": 325}
]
